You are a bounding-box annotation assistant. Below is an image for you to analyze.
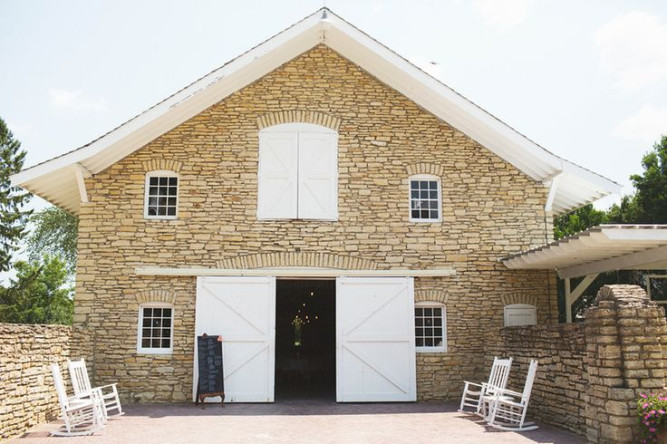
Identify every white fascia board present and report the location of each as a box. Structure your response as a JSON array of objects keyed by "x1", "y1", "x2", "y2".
[
  {"x1": 325, "y1": 14, "x2": 617, "y2": 212},
  {"x1": 561, "y1": 163, "x2": 622, "y2": 195},
  {"x1": 559, "y1": 244, "x2": 667, "y2": 279},
  {"x1": 11, "y1": 11, "x2": 325, "y2": 187},
  {"x1": 325, "y1": 15, "x2": 564, "y2": 174},
  {"x1": 601, "y1": 226, "x2": 667, "y2": 241},
  {"x1": 12, "y1": 8, "x2": 619, "y2": 216}
]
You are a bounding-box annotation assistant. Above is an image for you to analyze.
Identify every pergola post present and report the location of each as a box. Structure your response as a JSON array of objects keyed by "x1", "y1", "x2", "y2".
[{"x1": 564, "y1": 274, "x2": 599, "y2": 323}]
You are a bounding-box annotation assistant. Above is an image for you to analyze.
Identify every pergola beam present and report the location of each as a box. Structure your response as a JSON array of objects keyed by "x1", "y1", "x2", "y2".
[{"x1": 558, "y1": 244, "x2": 667, "y2": 279}]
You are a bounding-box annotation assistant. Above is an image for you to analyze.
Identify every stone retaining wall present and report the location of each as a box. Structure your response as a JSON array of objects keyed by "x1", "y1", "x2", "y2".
[
  {"x1": 485, "y1": 285, "x2": 667, "y2": 443},
  {"x1": 0, "y1": 323, "x2": 92, "y2": 441},
  {"x1": 485, "y1": 323, "x2": 587, "y2": 435}
]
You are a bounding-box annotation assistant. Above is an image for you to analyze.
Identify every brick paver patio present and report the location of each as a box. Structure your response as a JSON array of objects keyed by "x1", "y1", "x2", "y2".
[{"x1": 12, "y1": 400, "x2": 585, "y2": 443}]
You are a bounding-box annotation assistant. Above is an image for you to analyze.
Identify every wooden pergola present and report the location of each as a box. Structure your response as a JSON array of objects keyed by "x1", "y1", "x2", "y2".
[{"x1": 502, "y1": 225, "x2": 667, "y2": 322}]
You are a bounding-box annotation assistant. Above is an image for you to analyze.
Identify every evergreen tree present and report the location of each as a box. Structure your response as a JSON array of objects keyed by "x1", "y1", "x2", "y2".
[{"x1": 0, "y1": 118, "x2": 32, "y2": 271}]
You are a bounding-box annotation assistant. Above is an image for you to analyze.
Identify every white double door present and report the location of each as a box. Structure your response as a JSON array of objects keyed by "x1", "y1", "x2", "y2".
[{"x1": 194, "y1": 276, "x2": 416, "y2": 403}]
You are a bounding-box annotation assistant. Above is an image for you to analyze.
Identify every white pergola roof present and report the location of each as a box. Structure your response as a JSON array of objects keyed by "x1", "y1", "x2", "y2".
[
  {"x1": 502, "y1": 225, "x2": 667, "y2": 279},
  {"x1": 11, "y1": 8, "x2": 620, "y2": 215}
]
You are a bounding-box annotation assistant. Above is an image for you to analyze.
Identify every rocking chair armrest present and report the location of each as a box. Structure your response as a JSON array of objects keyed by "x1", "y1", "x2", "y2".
[
  {"x1": 489, "y1": 387, "x2": 522, "y2": 398},
  {"x1": 462, "y1": 381, "x2": 483, "y2": 389},
  {"x1": 481, "y1": 383, "x2": 505, "y2": 394},
  {"x1": 95, "y1": 383, "x2": 118, "y2": 392}
]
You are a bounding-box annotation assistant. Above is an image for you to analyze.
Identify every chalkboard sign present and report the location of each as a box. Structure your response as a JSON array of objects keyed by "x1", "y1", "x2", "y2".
[{"x1": 196, "y1": 334, "x2": 225, "y2": 407}]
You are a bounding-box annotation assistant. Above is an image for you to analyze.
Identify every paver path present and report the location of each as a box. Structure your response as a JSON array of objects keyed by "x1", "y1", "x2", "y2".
[{"x1": 13, "y1": 401, "x2": 585, "y2": 443}]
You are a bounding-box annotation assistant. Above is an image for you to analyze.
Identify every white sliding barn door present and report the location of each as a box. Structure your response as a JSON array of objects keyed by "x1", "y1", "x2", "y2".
[
  {"x1": 194, "y1": 276, "x2": 276, "y2": 402},
  {"x1": 336, "y1": 277, "x2": 416, "y2": 402}
]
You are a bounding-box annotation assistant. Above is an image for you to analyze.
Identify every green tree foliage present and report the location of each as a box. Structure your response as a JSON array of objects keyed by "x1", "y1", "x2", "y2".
[
  {"x1": 0, "y1": 256, "x2": 73, "y2": 325},
  {"x1": 27, "y1": 206, "x2": 79, "y2": 274},
  {"x1": 553, "y1": 204, "x2": 609, "y2": 240},
  {"x1": 607, "y1": 135, "x2": 667, "y2": 224},
  {"x1": 606, "y1": 195, "x2": 639, "y2": 224},
  {"x1": 554, "y1": 134, "x2": 667, "y2": 321},
  {"x1": 0, "y1": 117, "x2": 32, "y2": 271},
  {"x1": 630, "y1": 135, "x2": 667, "y2": 223}
]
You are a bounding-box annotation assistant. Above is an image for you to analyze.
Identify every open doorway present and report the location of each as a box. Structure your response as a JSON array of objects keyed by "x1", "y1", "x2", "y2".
[{"x1": 275, "y1": 279, "x2": 336, "y2": 400}]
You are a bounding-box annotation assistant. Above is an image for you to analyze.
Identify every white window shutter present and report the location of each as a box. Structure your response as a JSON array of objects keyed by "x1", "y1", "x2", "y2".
[
  {"x1": 297, "y1": 132, "x2": 338, "y2": 220},
  {"x1": 257, "y1": 132, "x2": 298, "y2": 219}
]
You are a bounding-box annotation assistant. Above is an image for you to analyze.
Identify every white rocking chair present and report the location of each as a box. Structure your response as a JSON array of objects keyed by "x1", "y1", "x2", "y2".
[
  {"x1": 459, "y1": 356, "x2": 512, "y2": 415},
  {"x1": 485, "y1": 359, "x2": 539, "y2": 431},
  {"x1": 50, "y1": 363, "x2": 103, "y2": 436},
  {"x1": 68, "y1": 358, "x2": 124, "y2": 418}
]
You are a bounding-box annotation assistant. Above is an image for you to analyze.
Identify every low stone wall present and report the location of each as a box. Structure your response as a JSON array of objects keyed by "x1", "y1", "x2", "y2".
[
  {"x1": 484, "y1": 285, "x2": 667, "y2": 443},
  {"x1": 0, "y1": 323, "x2": 75, "y2": 440},
  {"x1": 486, "y1": 323, "x2": 587, "y2": 435}
]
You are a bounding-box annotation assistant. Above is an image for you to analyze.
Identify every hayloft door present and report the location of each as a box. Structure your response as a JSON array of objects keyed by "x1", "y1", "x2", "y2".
[
  {"x1": 298, "y1": 131, "x2": 338, "y2": 220},
  {"x1": 336, "y1": 277, "x2": 417, "y2": 402},
  {"x1": 194, "y1": 276, "x2": 276, "y2": 402}
]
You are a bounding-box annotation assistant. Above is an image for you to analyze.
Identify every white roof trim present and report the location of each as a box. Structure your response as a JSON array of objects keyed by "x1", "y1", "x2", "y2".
[
  {"x1": 502, "y1": 225, "x2": 667, "y2": 279},
  {"x1": 11, "y1": 8, "x2": 620, "y2": 215}
]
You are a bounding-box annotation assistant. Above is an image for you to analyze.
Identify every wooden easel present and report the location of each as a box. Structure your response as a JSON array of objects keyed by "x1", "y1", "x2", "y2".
[{"x1": 195, "y1": 333, "x2": 225, "y2": 408}]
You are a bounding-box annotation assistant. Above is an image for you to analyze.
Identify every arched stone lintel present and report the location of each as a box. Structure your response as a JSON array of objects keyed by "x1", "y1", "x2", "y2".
[
  {"x1": 500, "y1": 294, "x2": 538, "y2": 307},
  {"x1": 141, "y1": 159, "x2": 183, "y2": 173},
  {"x1": 136, "y1": 290, "x2": 176, "y2": 306},
  {"x1": 415, "y1": 289, "x2": 448, "y2": 304},
  {"x1": 406, "y1": 163, "x2": 445, "y2": 178},
  {"x1": 256, "y1": 111, "x2": 342, "y2": 131}
]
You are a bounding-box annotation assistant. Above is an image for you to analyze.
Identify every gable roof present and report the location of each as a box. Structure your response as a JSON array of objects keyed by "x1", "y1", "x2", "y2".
[{"x1": 11, "y1": 8, "x2": 620, "y2": 215}]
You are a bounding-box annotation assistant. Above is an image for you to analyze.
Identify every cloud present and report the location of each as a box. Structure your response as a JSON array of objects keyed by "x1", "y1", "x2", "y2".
[
  {"x1": 48, "y1": 88, "x2": 107, "y2": 112},
  {"x1": 613, "y1": 104, "x2": 667, "y2": 144},
  {"x1": 473, "y1": 0, "x2": 530, "y2": 27},
  {"x1": 409, "y1": 55, "x2": 445, "y2": 80},
  {"x1": 595, "y1": 11, "x2": 667, "y2": 90}
]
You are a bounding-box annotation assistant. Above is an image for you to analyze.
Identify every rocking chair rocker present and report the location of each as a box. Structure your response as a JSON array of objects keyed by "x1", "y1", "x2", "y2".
[{"x1": 485, "y1": 359, "x2": 539, "y2": 432}]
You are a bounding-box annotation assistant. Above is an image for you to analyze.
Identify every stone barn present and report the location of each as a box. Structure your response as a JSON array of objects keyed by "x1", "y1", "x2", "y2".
[{"x1": 11, "y1": 8, "x2": 619, "y2": 403}]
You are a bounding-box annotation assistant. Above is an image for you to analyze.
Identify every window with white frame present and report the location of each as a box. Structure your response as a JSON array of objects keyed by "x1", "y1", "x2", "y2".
[
  {"x1": 409, "y1": 175, "x2": 441, "y2": 222},
  {"x1": 504, "y1": 304, "x2": 537, "y2": 327},
  {"x1": 137, "y1": 304, "x2": 174, "y2": 354},
  {"x1": 144, "y1": 171, "x2": 178, "y2": 219},
  {"x1": 415, "y1": 302, "x2": 446, "y2": 352},
  {"x1": 257, "y1": 123, "x2": 338, "y2": 220}
]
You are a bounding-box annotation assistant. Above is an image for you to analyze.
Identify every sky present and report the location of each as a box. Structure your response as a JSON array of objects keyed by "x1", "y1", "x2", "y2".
[{"x1": 1, "y1": 0, "x2": 667, "y2": 213}]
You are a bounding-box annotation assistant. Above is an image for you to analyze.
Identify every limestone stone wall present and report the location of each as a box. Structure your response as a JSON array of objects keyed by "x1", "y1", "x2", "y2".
[
  {"x1": 0, "y1": 324, "x2": 79, "y2": 440},
  {"x1": 74, "y1": 44, "x2": 557, "y2": 402},
  {"x1": 486, "y1": 285, "x2": 667, "y2": 443},
  {"x1": 485, "y1": 324, "x2": 587, "y2": 435},
  {"x1": 583, "y1": 285, "x2": 667, "y2": 443}
]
